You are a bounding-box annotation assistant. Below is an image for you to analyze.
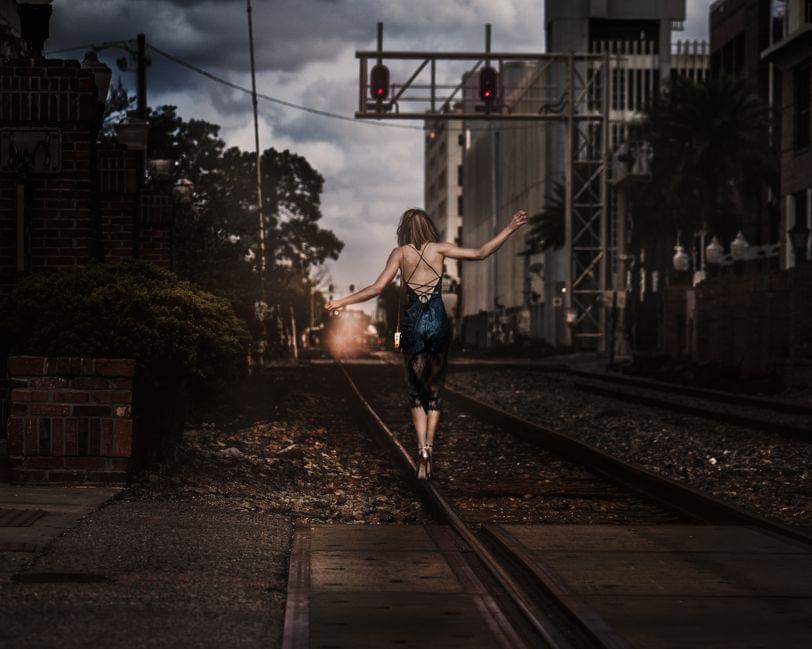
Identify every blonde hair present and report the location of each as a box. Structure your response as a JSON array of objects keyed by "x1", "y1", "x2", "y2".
[{"x1": 396, "y1": 208, "x2": 439, "y2": 248}]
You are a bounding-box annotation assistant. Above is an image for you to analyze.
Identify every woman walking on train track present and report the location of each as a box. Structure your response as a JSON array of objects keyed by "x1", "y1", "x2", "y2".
[{"x1": 325, "y1": 207, "x2": 528, "y2": 479}]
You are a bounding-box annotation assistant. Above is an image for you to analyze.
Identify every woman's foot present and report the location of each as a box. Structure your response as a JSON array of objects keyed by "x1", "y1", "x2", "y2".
[
  {"x1": 416, "y1": 446, "x2": 430, "y2": 480},
  {"x1": 424, "y1": 444, "x2": 432, "y2": 478}
]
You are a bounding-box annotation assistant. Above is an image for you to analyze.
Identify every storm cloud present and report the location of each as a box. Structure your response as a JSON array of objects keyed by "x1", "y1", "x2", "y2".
[{"x1": 43, "y1": 0, "x2": 711, "y2": 307}]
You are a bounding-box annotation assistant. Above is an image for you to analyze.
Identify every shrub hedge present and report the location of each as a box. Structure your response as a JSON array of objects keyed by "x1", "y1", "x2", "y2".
[{"x1": 0, "y1": 260, "x2": 250, "y2": 399}]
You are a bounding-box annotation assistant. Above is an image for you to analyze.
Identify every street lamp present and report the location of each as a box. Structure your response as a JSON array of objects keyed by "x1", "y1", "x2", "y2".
[
  {"x1": 81, "y1": 51, "x2": 112, "y2": 102},
  {"x1": 147, "y1": 159, "x2": 174, "y2": 182},
  {"x1": 172, "y1": 178, "x2": 194, "y2": 205},
  {"x1": 705, "y1": 236, "x2": 725, "y2": 265},
  {"x1": 788, "y1": 219, "x2": 810, "y2": 264},
  {"x1": 672, "y1": 244, "x2": 690, "y2": 272},
  {"x1": 730, "y1": 231, "x2": 749, "y2": 261},
  {"x1": 115, "y1": 116, "x2": 149, "y2": 151}
]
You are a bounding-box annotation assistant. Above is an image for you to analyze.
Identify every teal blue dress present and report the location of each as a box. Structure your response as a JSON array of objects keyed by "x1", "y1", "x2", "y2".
[{"x1": 399, "y1": 244, "x2": 451, "y2": 413}]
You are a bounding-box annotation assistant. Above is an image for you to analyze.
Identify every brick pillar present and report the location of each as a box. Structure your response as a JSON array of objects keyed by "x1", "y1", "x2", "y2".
[
  {"x1": 5, "y1": 356, "x2": 135, "y2": 483},
  {"x1": 0, "y1": 59, "x2": 101, "y2": 292}
]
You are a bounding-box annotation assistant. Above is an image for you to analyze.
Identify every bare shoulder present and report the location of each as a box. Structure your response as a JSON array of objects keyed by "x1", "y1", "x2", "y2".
[{"x1": 431, "y1": 241, "x2": 450, "y2": 255}]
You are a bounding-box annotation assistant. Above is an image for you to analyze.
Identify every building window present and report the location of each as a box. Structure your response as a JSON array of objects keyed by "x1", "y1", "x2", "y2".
[
  {"x1": 457, "y1": 195, "x2": 464, "y2": 217},
  {"x1": 458, "y1": 132, "x2": 465, "y2": 146},
  {"x1": 457, "y1": 164, "x2": 463, "y2": 186},
  {"x1": 793, "y1": 59, "x2": 811, "y2": 150}
]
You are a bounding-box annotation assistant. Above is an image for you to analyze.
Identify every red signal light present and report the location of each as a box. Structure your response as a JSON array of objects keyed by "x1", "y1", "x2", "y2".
[
  {"x1": 479, "y1": 66, "x2": 498, "y2": 103},
  {"x1": 370, "y1": 63, "x2": 390, "y2": 100}
]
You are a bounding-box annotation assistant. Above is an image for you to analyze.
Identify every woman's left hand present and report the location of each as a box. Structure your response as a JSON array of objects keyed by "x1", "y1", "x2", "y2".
[{"x1": 324, "y1": 299, "x2": 343, "y2": 313}]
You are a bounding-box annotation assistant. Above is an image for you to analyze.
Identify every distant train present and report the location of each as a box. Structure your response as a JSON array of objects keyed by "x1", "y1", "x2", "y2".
[{"x1": 319, "y1": 308, "x2": 382, "y2": 357}]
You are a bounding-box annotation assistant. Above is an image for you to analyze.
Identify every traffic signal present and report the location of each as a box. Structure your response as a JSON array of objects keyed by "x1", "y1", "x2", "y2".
[
  {"x1": 479, "y1": 66, "x2": 498, "y2": 103},
  {"x1": 370, "y1": 63, "x2": 390, "y2": 100}
]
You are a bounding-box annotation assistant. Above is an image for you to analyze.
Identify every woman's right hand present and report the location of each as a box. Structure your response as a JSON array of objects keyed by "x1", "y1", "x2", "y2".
[
  {"x1": 324, "y1": 299, "x2": 346, "y2": 314},
  {"x1": 508, "y1": 209, "x2": 528, "y2": 232}
]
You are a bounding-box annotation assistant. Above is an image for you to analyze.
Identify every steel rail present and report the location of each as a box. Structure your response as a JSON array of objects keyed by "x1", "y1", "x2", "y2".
[
  {"x1": 445, "y1": 386, "x2": 811, "y2": 546},
  {"x1": 573, "y1": 381, "x2": 811, "y2": 441},
  {"x1": 336, "y1": 361, "x2": 583, "y2": 649},
  {"x1": 461, "y1": 362, "x2": 812, "y2": 417}
]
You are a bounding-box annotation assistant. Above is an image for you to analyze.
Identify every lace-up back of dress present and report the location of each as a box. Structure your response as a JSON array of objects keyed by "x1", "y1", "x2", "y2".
[{"x1": 400, "y1": 243, "x2": 443, "y2": 303}]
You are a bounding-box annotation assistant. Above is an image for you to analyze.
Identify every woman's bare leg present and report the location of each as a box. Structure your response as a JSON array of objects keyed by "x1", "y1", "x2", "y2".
[
  {"x1": 426, "y1": 409, "x2": 440, "y2": 448},
  {"x1": 411, "y1": 406, "x2": 428, "y2": 449}
]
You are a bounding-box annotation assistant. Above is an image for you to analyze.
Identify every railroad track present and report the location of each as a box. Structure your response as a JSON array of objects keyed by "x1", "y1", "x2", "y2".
[
  {"x1": 336, "y1": 359, "x2": 811, "y2": 649},
  {"x1": 450, "y1": 362, "x2": 812, "y2": 442}
]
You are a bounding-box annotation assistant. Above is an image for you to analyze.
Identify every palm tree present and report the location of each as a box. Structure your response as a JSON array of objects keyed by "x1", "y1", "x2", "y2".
[
  {"x1": 632, "y1": 74, "x2": 777, "y2": 249},
  {"x1": 526, "y1": 180, "x2": 566, "y2": 254}
]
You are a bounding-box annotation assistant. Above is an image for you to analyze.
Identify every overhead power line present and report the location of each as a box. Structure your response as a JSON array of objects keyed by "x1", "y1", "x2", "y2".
[
  {"x1": 46, "y1": 40, "x2": 550, "y2": 134},
  {"x1": 146, "y1": 43, "x2": 423, "y2": 131}
]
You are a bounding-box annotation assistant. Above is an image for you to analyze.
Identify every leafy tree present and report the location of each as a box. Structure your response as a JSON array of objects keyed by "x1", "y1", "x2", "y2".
[
  {"x1": 106, "y1": 103, "x2": 346, "y2": 350},
  {"x1": 631, "y1": 74, "x2": 777, "y2": 260},
  {"x1": 526, "y1": 180, "x2": 566, "y2": 253}
]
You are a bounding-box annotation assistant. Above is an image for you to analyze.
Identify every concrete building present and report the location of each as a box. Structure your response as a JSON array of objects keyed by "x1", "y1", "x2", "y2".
[
  {"x1": 709, "y1": 0, "x2": 782, "y2": 250},
  {"x1": 454, "y1": 0, "x2": 708, "y2": 349},
  {"x1": 458, "y1": 63, "x2": 548, "y2": 347},
  {"x1": 423, "y1": 114, "x2": 464, "y2": 322},
  {"x1": 761, "y1": 0, "x2": 812, "y2": 268}
]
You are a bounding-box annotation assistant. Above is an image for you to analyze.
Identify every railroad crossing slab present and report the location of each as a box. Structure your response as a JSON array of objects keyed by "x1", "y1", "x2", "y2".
[
  {"x1": 489, "y1": 524, "x2": 812, "y2": 648},
  {"x1": 282, "y1": 524, "x2": 532, "y2": 649}
]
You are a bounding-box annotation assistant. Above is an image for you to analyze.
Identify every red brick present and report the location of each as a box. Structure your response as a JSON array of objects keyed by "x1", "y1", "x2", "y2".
[
  {"x1": 109, "y1": 378, "x2": 133, "y2": 389},
  {"x1": 72, "y1": 405, "x2": 110, "y2": 416},
  {"x1": 7, "y1": 420, "x2": 24, "y2": 455},
  {"x1": 54, "y1": 391, "x2": 90, "y2": 403},
  {"x1": 112, "y1": 405, "x2": 132, "y2": 418},
  {"x1": 89, "y1": 419, "x2": 101, "y2": 455},
  {"x1": 11, "y1": 403, "x2": 28, "y2": 415},
  {"x1": 29, "y1": 377, "x2": 68, "y2": 389},
  {"x1": 109, "y1": 458, "x2": 130, "y2": 471},
  {"x1": 71, "y1": 377, "x2": 109, "y2": 390},
  {"x1": 26, "y1": 457, "x2": 65, "y2": 469},
  {"x1": 48, "y1": 470, "x2": 86, "y2": 482},
  {"x1": 92, "y1": 390, "x2": 132, "y2": 404},
  {"x1": 99, "y1": 427, "x2": 113, "y2": 456},
  {"x1": 64, "y1": 456, "x2": 107, "y2": 470},
  {"x1": 112, "y1": 428, "x2": 132, "y2": 457},
  {"x1": 51, "y1": 418, "x2": 65, "y2": 455},
  {"x1": 24, "y1": 418, "x2": 37, "y2": 454},
  {"x1": 7, "y1": 356, "x2": 46, "y2": 376},
  {"x1": 10, "y1": 389, "x2": 49, "y2": 402},
  {"x1": 94, "y1": 358, "x2": 136, "y2": 377},
  {"x1": 10, "y1": 468, "x2": 47, "y2": 482},
  {"x1": 64, "y1": 419, "x2": 78, "y2": 456},
  {"x1": 87, "y1": 471, "x2": 127, "y2": 483},
  {"x1": 30, "y1": 404, "x2": 71, "y2": 417}
]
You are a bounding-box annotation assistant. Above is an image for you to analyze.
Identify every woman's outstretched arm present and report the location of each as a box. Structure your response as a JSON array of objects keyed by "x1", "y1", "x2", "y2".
[
  {"x1": 436, "y1": 209, "x2": 527, "y2": 260},
  {"x1": 324, "y1": 247, "x2": 402, "y2": 312}
]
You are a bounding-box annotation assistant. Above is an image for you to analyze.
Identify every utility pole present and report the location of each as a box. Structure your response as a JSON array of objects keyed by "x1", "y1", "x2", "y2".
[
  {"x1": 246, "y1": 0, "x2": 267, "y2": 279},
  {"x1": 136, "y1": 33, "x2": 147, "y2": 118},
  {"x1": 134, "y1": 33, "x2": 148, "y2": 259}
]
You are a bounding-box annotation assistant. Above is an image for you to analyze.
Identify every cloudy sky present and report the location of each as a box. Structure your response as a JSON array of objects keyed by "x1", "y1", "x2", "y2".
[{"x1": 43, "y1": 0, "x2": 710, "y2": 311}]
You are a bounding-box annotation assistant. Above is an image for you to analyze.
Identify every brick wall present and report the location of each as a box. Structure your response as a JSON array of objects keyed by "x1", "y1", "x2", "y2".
[
  {"x1": 0, "y1": 59, "x2": 98, "y2": 291},
  {"x1": 677, "y1": 265, "x2": 812, "y2": 384},
  {"x1": 5, "y1": 355, "x2": 135, "y2": 482},
  {"x1": 0, "y1": 57, "x2": 176, "y2": 300}
]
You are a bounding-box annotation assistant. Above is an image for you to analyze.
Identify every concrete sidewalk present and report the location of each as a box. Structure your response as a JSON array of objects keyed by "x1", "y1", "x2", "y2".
[
  {"x1": 0, "y1": 499, "x2": 291, "y2": 649},
  {"x1": 0, "y1": 484, "x2": 121, "y2": 577}
]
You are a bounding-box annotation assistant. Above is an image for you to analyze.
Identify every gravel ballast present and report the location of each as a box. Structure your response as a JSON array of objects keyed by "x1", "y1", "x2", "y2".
[{"x1": 448, "y1": 368, "x2": 811, "y2": 529}]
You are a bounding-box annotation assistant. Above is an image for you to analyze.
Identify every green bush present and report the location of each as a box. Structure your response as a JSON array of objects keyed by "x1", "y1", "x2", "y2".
[{"x1": 0, "y1": 260, "x2": 250, "y2": 398}]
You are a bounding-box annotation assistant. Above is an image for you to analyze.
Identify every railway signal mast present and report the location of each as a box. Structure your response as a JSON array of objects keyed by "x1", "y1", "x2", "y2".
[{"x1": 355, "y1": 24, "x2": 613, "y2": 349}]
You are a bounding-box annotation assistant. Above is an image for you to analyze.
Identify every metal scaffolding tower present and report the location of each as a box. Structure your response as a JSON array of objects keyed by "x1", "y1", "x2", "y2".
[{"x1": 355, "y1": 25, "x2": 613, "y2": 348}]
